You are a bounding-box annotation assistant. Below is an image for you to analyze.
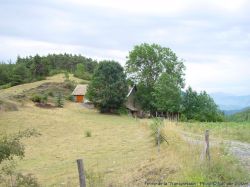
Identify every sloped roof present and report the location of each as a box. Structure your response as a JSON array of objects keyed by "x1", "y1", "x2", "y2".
[
  {"x1": 72, "y1": 84, "x2": 87, "y2": 96},
  {"x1": 127, "y1": 85, "x2": 137, "y2": 97},
  {"x1": 126, "y1": 103, "x2": 138, "y2": 111}
]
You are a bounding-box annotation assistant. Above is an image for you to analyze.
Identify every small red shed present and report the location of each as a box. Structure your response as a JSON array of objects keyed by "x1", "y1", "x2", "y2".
[{"x1": 72, "y1": 84, "x2": 87, "y2": 103}]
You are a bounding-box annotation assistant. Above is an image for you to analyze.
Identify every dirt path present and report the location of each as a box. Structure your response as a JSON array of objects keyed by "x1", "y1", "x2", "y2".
[{"x1": 179, "y1": 131, "x2": 250, "y2": 171}]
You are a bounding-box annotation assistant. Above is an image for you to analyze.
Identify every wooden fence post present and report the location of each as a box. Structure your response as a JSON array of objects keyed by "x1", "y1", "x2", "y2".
[
  {"x1": 205, "y1": 130, "x2": 210, "y2": 161},
  {"x1": 157, "y1": 127, "x2": 160, "y2": 153},
  {"x1": 76, "y1": 159, "x2": 86, "y2": 187}
]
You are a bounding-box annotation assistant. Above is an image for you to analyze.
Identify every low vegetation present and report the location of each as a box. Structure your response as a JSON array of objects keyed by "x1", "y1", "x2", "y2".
[
  {"x1": 227, "y1": 108, "x2": 250, "y2": 122},
  {"x1": 179, "y1": 122, "x2": 250, "y2": 143},
  {"x1": 84, "y1": 130, "x2": 92, "y2": 137},
  {"x1": 0, "y1": 99, "x2": 18, "y2": 112},
  {"x1": 0, "y1": 99, "x2": 248, "y2": 186},
  {"x1": 0, "y1": 129, "x2": 41, "y2": 187}
]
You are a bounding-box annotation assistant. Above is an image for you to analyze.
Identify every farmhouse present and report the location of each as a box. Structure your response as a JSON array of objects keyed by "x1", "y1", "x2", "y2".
[
  {"x1": 125, "y1": 85, "x2": 142, "y2": 117},
  {"x1": 72, "y1": 84, "x2": 87, "y2": 103}
]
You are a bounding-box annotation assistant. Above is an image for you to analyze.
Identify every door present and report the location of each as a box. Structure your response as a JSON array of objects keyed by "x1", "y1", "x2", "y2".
[{"x1": 76, "y1": 95, "x2": 84, "y2": 102}]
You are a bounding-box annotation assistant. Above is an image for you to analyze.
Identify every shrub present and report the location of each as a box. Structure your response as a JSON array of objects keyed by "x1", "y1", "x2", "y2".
[
  {"x1": 85, "y1": 130, "x2": 92, "y2": 137},
  {"x1": 63, "y1": 80, "x2": 76, "y2": 90},
  {"x1": 31, "y1": 94, "x2": 48, "y2": 104},
  {"x1": 0, "y1": 83, "x2": 12, "y2": 90},
  {"x1": 55, "y1": 93, "x2": 64, "y2": 107},
  {"x1": 16, "y1": 173, "x2": 40, "y2": 187},
  {"x1": 117, "y1": 107, "x2": 128, "y2": 115},
  {"x1": 31, "y1": 95, "x2": 42, "y2": 103},
  {"x1": 67, "y1": 95, "x2": 74, "y2": 101},
  {"x1": 80, "y1": 80, "x2": 89, "y2": 84},
  {"x1": 48, "y1": 69, "x2": 64, "y2": 76},
  {"x1": 64, "y1": 71, "x2": 69, "y2": 81},
  {"x1": 0, "y1": 129, "x2": 41, "y2": 187},
  {"x1": 48, "y1": 91, "x2": 54, "y2": 97}
]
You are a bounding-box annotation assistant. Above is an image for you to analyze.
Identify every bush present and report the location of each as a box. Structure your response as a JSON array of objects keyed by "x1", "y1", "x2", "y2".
[
  {"x1": 64, "y1": 71, "x2": 69, "y2": 81},
  {"x1": 85, "y1": 130, "x2": 92, "y2": 137},
  {"x1": 0, "y1": 129, "x2": 41, "y2": 187},
  {"x1": 16, "y1": 173, "x2": 40, "y2": 187},
  {"x1": 67, "y1": 95, "x2": 74, "y2": 101},
  {"x1": 63, "y1": 80, "x2": 76, "y2": 90},
  {"x1": 117, "y1": 107, "x2": 128, "y2": 115},
  {"x1": 47, "y1": 91, "x2": 54, "y2": 97},
  {"x1": 55, "y1": 93, "x2": 64, "y2": 107},
  {"x1": 0, "y1": 83, "x2": 12, "y2": 90},
  {"x1": 30, "y1": 94, "x2": 48, "y2": 104},
  {"x1": 49, "y1": 69, "x2": 64, "y2": 76}
]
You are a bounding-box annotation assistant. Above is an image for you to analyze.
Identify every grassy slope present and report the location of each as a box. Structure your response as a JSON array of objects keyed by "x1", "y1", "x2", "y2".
[
  {"x1": 227, "y1": 108, "x2": 250, "y2": 122},
  {"x1": 0, "y1": 76, "x2": 249, "y2": 186},
  {"x1": 0, "y1": 102, "x2": 153, "y2": 186},
  {"x1": 179, "y1": 122, "x2": 250, "y2": 143},
  {"x1": 0, "y1": 74, "x2": 84, "y2": 100}
]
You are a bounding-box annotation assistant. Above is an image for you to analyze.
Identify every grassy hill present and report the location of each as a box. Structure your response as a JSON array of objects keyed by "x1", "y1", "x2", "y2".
[
  {"x1": 227, "y1": 108, "x2": 250, "y2": 122},
  {"x1": 0, "y1": 75, "x2": 249, "y2": 186}
]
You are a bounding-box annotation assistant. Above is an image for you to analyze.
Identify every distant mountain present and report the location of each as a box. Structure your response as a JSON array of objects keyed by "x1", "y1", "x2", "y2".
[{"x1": 210, "y1": 93, "x2": 250, "y2": 113}]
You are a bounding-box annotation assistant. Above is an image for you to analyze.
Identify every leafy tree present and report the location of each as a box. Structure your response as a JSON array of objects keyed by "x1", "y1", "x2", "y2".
[
  {"x1": 0, "y1": 64, "x2": 12, "y2": 85},
  {"x1": 0, "y1": 53, "x2": 98, "y2": 87},
  {"x1": 182, "y1": 87, "x2": 224, "y2": 122},
  {"x1": 153, "y1": 73, "x2": 182, "y2": 113},
  {"x1": 30, "y1": 55, "x2": 49, "y2": 78},
  {"x1": 182, "y1": 87, "x2": 199, "y2": 120},
  {"x1": 125, "y1": 43, "x2": 185, "y2": 113},
  {"x1": 74, "y1": 63, "x2": 91, "y2": 80},
  {"x1": 11, "y1": 63, "x2": 30, "y2": 85},
  {"x1": 86, "y1": 60, "x2": 128, "y2": 113},
  {"x1": 55, "y1": 93, "x2": 64, "y2": 108}
]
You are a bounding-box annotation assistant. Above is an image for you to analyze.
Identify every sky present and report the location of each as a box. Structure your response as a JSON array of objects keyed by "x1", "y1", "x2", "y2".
[{"x1": 0, "y1": 0, "x2": 249, "y2": 95}]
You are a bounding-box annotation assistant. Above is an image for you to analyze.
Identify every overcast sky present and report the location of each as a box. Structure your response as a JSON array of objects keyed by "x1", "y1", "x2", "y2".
[{"x1": 0, "y1": 0, "x2": 249, "y2": 95}]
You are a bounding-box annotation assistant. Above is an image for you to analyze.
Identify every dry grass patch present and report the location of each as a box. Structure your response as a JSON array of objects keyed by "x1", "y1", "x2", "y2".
[{"x1": 0, "y1": 101, "x2": 249, "y2": 186}]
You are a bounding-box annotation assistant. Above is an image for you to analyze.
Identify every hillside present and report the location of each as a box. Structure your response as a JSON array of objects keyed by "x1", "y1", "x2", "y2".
[
  {"x1": 228, "y1": 108, "x2": 250, "y2": 122},
  {"x1": 0, "y1": 76, "x2": 249, "y2": 186}
]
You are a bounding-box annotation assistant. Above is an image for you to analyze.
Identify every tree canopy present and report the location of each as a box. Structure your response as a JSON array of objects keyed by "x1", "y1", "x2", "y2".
[
  {"x1": 153, "y1": 73, "x2": 182, "y2": 113},
  {"x1": 125, "y1": 43, "x2": 185, "y2": 113},
  {"x1": 86, "y1": 60, "x2": 128, "y2": 113},
  {"x1": 0, "y1": 53, "x2": 98, "y2": 87},
  {"x1": 182, "y1": 87, "x2": 224, "y2": 122}
]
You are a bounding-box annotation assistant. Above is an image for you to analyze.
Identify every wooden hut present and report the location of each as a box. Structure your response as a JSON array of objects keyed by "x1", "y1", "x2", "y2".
[
  {"x1": 125, "y1": 85, "x2": 141, "y2": 116},
  {"x1": 72, "y1": 84, "x2": 87, "y2": 103}
]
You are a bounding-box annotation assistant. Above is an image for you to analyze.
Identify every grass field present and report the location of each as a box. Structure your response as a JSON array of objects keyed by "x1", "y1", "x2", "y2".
[
  {"x1": 0, "y1": 76, "x2": 249, "y2": 186},
  {"x1": 179, "y1": 122, "x2": 250, "y2": 143}
]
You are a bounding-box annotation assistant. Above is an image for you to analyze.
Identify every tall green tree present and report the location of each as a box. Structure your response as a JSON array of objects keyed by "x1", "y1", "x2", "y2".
[
  {"x1": 86, "y1": 60, "x2": 128, "y2": 113},
  {"x1": 182, "y1": 87, "x2": 223, "y2": 122},
  {"x1": 153, "y1": 73, "x2": 182, "y2": 113},
  {"x1": 30, "y1": 54, "x2": 48, "y2": 78},
  {"x1": 74, "y1": 63, "x2": 91, "y2": 80},
  {"x1": 125, "y1": 43, "x2": 185, "y2": 112},
  {"x1": 0, "y1": 63, "x2": 12, "y2": 85}
]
